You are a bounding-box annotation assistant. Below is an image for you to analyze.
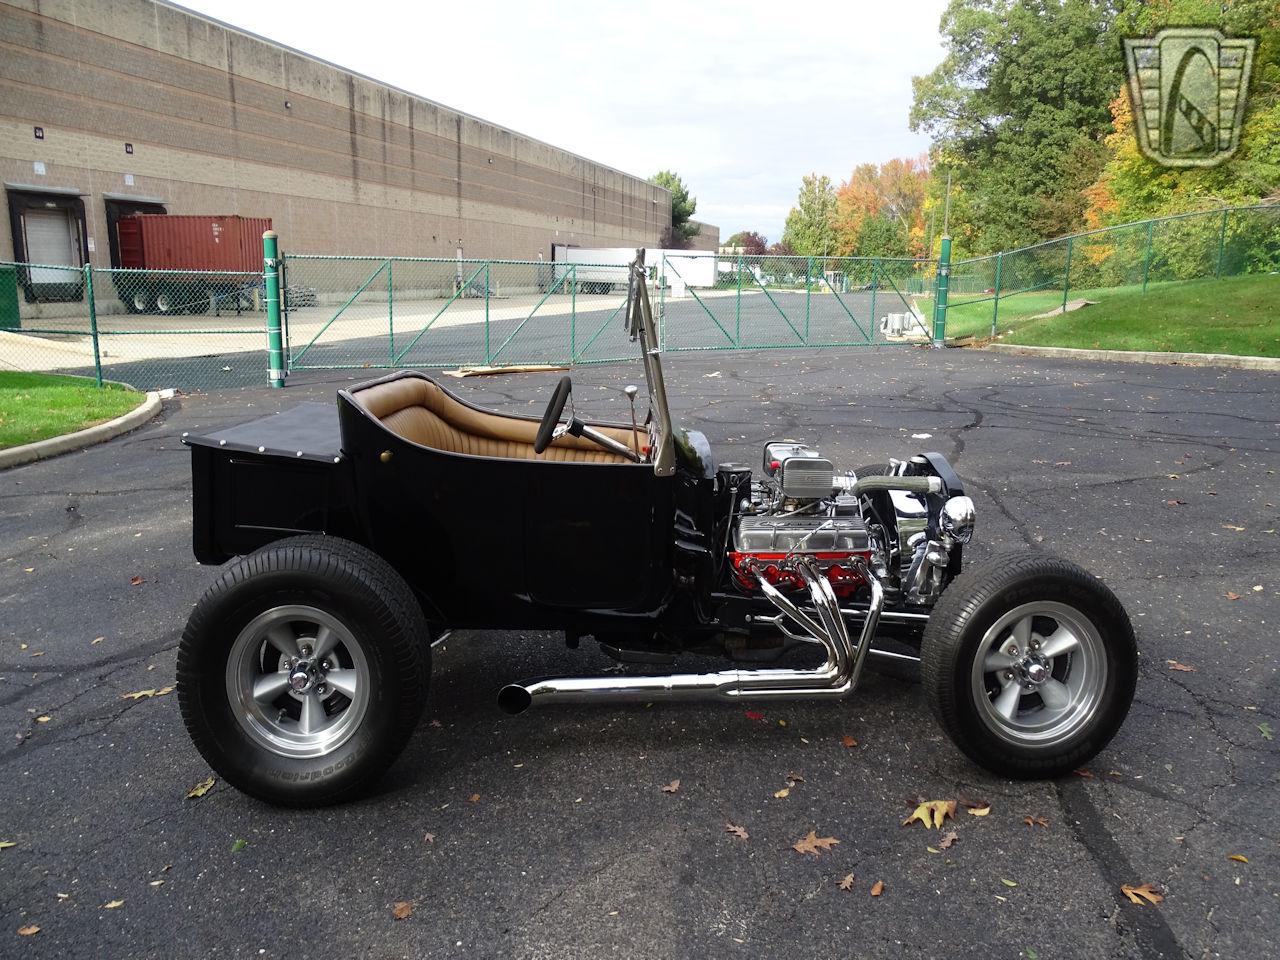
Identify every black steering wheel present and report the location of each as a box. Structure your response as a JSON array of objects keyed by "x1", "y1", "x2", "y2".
[{"x1": 534, "y1": 376, "x2": 573, "y2": 453}]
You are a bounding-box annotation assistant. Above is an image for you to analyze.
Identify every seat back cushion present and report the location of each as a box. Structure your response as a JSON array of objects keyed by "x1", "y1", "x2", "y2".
[{"x1": 353, "y1": 377, "x2": 637, "y2": 464}]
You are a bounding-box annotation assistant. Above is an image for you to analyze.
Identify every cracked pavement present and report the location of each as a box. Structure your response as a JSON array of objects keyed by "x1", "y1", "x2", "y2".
[{"x1": 1, "y1": 347, "x2": 1276, "y2": 959}]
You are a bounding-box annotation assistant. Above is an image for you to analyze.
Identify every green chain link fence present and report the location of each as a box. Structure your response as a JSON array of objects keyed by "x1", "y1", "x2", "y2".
[
  {"x1": 1, "y1": 259, "x2": 268, "y2": 389},
  {"x1": 3, "y1": 204, "x2": 1272, "y2": 392},
  {"x1": 944, "y1": 203, "x2": 1280, "y2": 340}
]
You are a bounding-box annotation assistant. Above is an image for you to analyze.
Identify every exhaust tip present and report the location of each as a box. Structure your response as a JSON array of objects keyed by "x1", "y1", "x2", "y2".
[{"x1": 497, "y1": 684, "x2": 533, "y2": 715}]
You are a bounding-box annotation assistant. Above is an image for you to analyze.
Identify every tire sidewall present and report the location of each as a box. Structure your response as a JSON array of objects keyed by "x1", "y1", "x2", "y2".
[
  {"x1": 180, "y1": 566, "x2": 415, "y2": 804},
  {"x1": 927, "y1": 558, "x2": 1137, "y2": 777}
]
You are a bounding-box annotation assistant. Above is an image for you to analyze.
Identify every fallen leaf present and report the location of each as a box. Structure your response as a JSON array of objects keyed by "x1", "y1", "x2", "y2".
[
  {"x1": 0, "y1": 841, "x2": 15, "y2": 850},
  {"x1": 17, "y1": 924, "x2": 39, "y2": 936},
  {"x1": 1073, "y1": 769, "x2": 1095, "y2": 779},
  {"x1": 938, "y1": 830, "x2": 959, "y2": 849},
  {"x1": 122, "y1": 689, "x2": 158, "y2": 700},
  {"x1": 186, "y1": 776, "x2": 215, "y2": 799},
  {"x1": 903, "y1": 800, "x2": 956, "y2": 829},
  {"x1": 841, "y1": 735, "x2": 858, "y2": 748},
  {"x1": 1227, "y1": 854, "x2": 1248, "y2": 863},
  {"x1": 778, "y1": 719, "x2": 787, "y2": 727},
  {"x1": 1024, "y1": 816, "x2": 1049, "y2": 829},
  {"x1": 230, "y1": 839, "x2": 247, "y2": 853},
  {"x1": 1000, "y1": 879, "x2": 1018, "y2": 888},
  {"x1": 1261, "y1": 723, "x2": 1275, "y2": 742},
  {"x1": 870, "y1": 880, "x2": 884, "y2": 897},
  {"x1": 661, "y1": 780, "x2": 680, "y2": 794},
  {"x1": 1252, "y1": 585, "x2": 1264, "y2": 592},
  {"x1": 56, "y1": 893, "x2": 69, "y2": 901},
  {"x1": 1225, "y1": 591, "x2": 1242, "y2": 601},
  {"x1": 838, "y1": 873, "x2": 855, "y2": 891},
  {"x1": 744, "y1": 711, "x2": 765, "y2": 721},
  {"x1": 725, "y1": 823, "x2": 749, "y2": 841},
  {"x1": 774, "y1": 787, "x2": 791, "y2": 799},
  {"x1": 92, "y1": 636, "x2": 105, "y2": 645},
  {"x1": 1120, "y1": 883, "x2": 1163, "y2": 906},
  {"x1": 129, "y1": 575, "x2": 146, "y2": 586},
  {"x1": 785, "y1": 772, "x2": 805, "y2": 784},
  {"x1": 468, "y1": 793, "x2": 481, "y2": 803},
  {"x1": 1165, "y1": 499, "x2": 1186, "y2": 506},
  {"x1": 1166, "y1": 660, "x2": 1196, "y2": 672},
  {"x1": 927, "y1": 846, "x2": 941, "y2": 854},
  {"x1": 35, "y1": 716, "x2": 51, "y2": 724},
  {"x1": 423, "y1": 833, "x2": 435, "y2": 844},
  {"x1": 392, "y1": 901, "x2": 413, "y2": 920},
  {"x1": 428, "y1": 719, "x2": 443, "y2": 728},
  {"x1": 792, "y1": 831, "x2": 840, "y2": 857},
  {"x1": 102, "y1": 899, "x2": 124, "y2": 909},
  {"x1": 1223, "y1": 524, "x2": 1246, "y2": 532}
]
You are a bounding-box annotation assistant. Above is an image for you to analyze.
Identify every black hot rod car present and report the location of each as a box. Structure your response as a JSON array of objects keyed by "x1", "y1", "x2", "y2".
[{"x1": 178, "y1": 255, "x2": 1136, "y2": 806}]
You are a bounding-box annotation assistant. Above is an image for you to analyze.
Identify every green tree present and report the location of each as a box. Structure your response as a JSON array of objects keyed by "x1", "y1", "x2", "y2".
[
  {"x1": 650, "y1": 170, "x2": 700, "y2": 248},
  {"x1": 781, "y1": 174, "x2": 839, "y2": 256},
  {"x1": 911, "y1": 0, "x2": 1124, "y2": 253},
  {"x1": 855, "y1": 214, "x2": 912, "y2": 258}
]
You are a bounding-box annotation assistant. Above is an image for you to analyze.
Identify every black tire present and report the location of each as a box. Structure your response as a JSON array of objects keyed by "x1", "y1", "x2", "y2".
[
  {"x1": 177, "y1": 535, "x2": 430, "y2": 806},
  {"x1": 131, "y1": 286, "x2": 157, "y2": 314},
  {"x1": 920, "y1": 551, "x2": 1136, "y2": 779}
]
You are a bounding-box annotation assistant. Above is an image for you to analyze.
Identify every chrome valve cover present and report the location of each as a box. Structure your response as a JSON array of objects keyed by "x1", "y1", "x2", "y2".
[{"x1": 733, "y1": 515, "x2": 870, "y2": 554}]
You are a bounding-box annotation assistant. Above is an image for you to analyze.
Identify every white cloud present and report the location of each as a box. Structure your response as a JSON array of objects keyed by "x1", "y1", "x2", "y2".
[{"x1": 187, "y1": 0, "x2": 949, "y2": 242}]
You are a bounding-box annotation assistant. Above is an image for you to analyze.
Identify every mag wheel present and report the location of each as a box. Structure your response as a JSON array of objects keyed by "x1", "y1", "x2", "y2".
[
  {"x1": 178, "y1": 536, "x2": 429, "y2": 806},
  {"x1": 921, "y1": 551, "x2": 1136, "y2": 778}
]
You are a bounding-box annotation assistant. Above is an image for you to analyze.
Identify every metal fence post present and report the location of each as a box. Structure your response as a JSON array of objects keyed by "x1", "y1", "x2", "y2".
[
  {"x1": 387, "y1": 258, "x2": 394, "y2": 366},
  {"x1": 484, "y1": 262, "x2": 491, "y2": 364},
  {"x1": 1215, "y1": 208, "x2": 1230, "y2": 278},
  {"x1": 804, "y1": 256, "x2": 813, "y2": 343},
  {"x1": 932, "y1": 236, "x2": 951, "y2": 348},
  {"x1": 263, "y1": 230, "x2": 285, "y2": 388},
  {"x1": 991, "y1": 250, "x2": 1003, "y2": 336},
  {"x1": 1141, "y1": 219, "x2": 1154, "y2": 294},
  {"x1": 570, "y1": 265, "x2": 577, "y2": 363},
  {"x1": 658, "y1": 258, "x2": 666, "y2": 351},
  {"x1": 869, "y1": 258, "x2": 879, "y2": 342},
  {"x1": 735, "y1": 253, "x2": 743, "y2": 346},
  {"x1": 84, "y1": 263, "x2": 103, "y2": 387},
  {"x1": 1062, "y1": 236, "x2": 1073, "y2": 314}
]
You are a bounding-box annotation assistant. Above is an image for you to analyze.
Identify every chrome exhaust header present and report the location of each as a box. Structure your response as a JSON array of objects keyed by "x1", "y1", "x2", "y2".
[{"x1": 496, "y1": 559, "x2": 884, "y2": 715}]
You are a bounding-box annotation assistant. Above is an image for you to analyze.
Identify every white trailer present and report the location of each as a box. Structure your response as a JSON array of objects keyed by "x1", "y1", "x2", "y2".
[{"x1": 551, "y1": 245, "x2": 717, "y2": 293}]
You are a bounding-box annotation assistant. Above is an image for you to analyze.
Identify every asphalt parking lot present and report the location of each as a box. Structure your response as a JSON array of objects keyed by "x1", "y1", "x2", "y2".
[{"x1": 2, "y1": 346, "x2": 1277, "y2": 959}]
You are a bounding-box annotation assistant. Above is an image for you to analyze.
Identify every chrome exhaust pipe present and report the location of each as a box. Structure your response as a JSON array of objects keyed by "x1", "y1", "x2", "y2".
[{"x1": 496, "y1": 559, "x2": 883, "y2": 715}]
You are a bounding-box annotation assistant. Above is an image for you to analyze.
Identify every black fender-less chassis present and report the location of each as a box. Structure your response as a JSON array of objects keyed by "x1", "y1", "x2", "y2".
[{"x1": 178, "y1": 255, "x2": 1137, "y2": 806}]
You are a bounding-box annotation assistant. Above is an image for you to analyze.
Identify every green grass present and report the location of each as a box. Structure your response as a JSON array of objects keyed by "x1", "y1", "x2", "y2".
[
  {"x1": 0, "y1": 372, "x2": 143, "y2": 450},
  {"x1": 923, "y1": 274, "x2": 1280, "y2": 356}
]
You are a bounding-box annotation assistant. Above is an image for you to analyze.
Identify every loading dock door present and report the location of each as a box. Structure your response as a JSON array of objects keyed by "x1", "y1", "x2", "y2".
[
  {"x1": 6, "y1": 189, "x2": 88, "y2": 302},
  {"x1": 24, "y1": 208, "x2": 79, "y2": 282}
]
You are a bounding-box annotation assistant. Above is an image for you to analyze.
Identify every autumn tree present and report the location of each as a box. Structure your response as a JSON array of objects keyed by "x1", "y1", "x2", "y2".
[
  {"x1": 724, "y1": 230, "x2": 769, "y2": 255},
  {"x1": 781, "y1": 174, "x2": 839, "y2": 256},
  {"x1": 833, "y1": 156, "x2": 930, "y2": 256},
  {"x1": 650, "y1": 170, "x2": 700, "y2": 248}
]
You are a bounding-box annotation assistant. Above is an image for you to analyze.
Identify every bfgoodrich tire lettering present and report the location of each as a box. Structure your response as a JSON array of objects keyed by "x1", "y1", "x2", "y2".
[
  {"x1": 177, "y1": 536, "x2": 429, "y2": 806},
  {"x1": 921, "y1": 551, "x2": 1136, "y2": 778}
]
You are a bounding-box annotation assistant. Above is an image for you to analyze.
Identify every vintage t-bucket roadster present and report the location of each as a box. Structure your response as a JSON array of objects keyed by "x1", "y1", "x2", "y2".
[{"x1": 178, "y1": 255, "x2": 1137, "y2": 805}]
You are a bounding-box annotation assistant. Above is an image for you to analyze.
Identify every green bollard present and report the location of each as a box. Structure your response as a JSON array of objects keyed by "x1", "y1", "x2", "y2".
[
  {"x1": 932, "y1": 236, "x2": 951, "y2": 348},
  {"x1": 263, "y1": 231, "x2": 285, "y2": 388}
]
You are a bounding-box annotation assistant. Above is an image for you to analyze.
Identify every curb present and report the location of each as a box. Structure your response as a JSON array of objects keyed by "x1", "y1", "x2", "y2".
[
  {"x1": 983, "y1": 342, "x2": 1280, "y2": 372},
  {"x1": 0, "y1": 391, "x2": 163, "y2": 470}
]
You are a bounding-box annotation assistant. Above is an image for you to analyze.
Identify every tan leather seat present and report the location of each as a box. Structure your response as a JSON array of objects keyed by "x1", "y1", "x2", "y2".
[{"x1": 353, "y1": 376, "x2": 637, "y2": 464}]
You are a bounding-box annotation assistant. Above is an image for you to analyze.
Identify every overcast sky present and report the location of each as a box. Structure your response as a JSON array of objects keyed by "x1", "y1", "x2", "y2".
[{"x1": 187, "y1": 0, "x2": 950, "y2": 242}]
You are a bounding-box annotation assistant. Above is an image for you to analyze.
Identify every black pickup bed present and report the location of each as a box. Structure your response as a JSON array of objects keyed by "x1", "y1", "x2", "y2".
[{"x1": 183, "y1": 403, "x2": 356, "y2": 563}]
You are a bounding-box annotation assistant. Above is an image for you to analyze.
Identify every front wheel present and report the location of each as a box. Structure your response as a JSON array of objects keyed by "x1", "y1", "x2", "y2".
[
  {"x1": 177, "y1": 536, "x2": 430, "y2": 805},
  {"x1": 921, "y1": 551, "x2": 1136, "y2": 779}
]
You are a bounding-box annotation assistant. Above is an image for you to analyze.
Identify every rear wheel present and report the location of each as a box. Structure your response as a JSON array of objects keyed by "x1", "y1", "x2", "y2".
[
  {"x1": 921, "y1": 551, "x2": 1136, "y2": 778},
  {"x1": 131, "y1": 286, "x2": 156, "y2": 314},
  {"x1": 177, "y1": 536, "x2": 430, "y2": 806}
]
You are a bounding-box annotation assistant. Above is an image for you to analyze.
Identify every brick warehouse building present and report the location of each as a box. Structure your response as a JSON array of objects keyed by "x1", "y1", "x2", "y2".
[{"x1": 0, "y1": 0, "x2": 695, "y2": 314}]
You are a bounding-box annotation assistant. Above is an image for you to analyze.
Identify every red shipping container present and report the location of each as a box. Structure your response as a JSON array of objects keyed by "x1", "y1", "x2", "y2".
[{"x1": 116, "y1": 215, "x2": 272, "y2": 273}]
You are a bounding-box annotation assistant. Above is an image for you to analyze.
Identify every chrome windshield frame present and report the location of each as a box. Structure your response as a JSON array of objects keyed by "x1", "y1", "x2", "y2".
[{"x1": 625, "y1": 251, "x2": 676, "y2": 477}]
